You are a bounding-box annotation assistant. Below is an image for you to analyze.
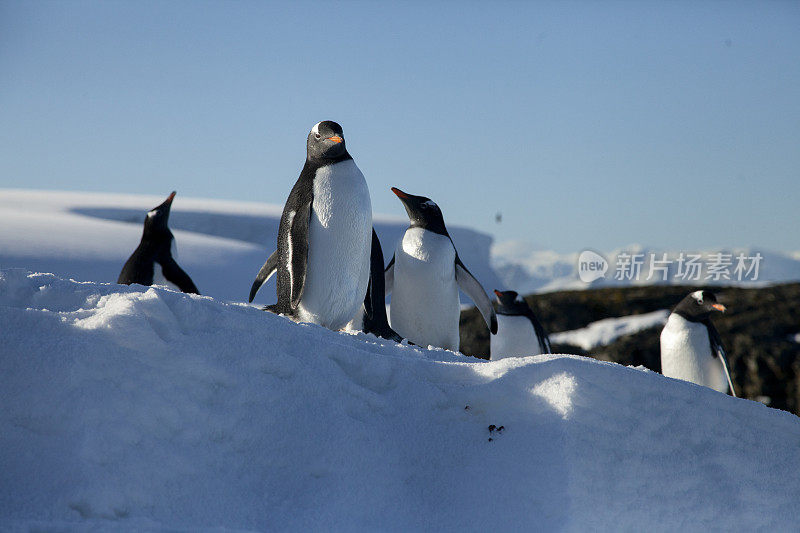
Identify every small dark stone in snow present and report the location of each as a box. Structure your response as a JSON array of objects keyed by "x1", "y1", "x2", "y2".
[
  {"x1": 488, "y1": 424, "x2": 496, "y2": 432},
  {"x1": 488, "y1": 437, "x2": 493, "y2": 442},
  {"x1": 498, "y1": 426, "x2": 505, "y2": 433},
  {"x1": 464, "y1": 405, "x2": 470, "y2": 410}
]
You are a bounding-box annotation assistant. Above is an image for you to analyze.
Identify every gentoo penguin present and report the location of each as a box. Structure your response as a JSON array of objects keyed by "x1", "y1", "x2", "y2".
[
  {"x1": 248, "y1": 121, "x2": 398, "y2": 340},
  {"x1": 385, "y1": 187, "x2": 497, "y2": 351},
  {"x1": 250, "y1": 228, "x2": 398, "y2": 340},
  {"x1": 660, "y1": 290, "x2": 736, "y2": 396},
  {"x1": 490, "y1": 290, "x2": 551, "y2": 359},
  {"x1": 117, "y1": 191, "x2": 199, "y2": 294}
]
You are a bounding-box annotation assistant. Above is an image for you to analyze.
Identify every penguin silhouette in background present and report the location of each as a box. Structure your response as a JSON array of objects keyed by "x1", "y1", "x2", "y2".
[
  {"x1": 248, "y1": 121, "x2": 398, "y2": 341},
  {"x1": 385, "y1": 187, "x2": 497, "y2": 351},
  {"x1": 660, "y1": 290, "x2": 736, "y2": 396},
  {"x1": 118, "y1": 191, "x2": 199, "y2": 294},
  {"x1": 491, "y1": 289, "x2": 551, "y2": 360}
]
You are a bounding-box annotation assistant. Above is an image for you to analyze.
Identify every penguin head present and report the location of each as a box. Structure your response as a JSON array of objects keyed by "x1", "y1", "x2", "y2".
[
  {"x1": 493, "y1": 289, "x2": 530, "y2": 315},
  {"x1": 391, "y1": 187, "x2": 448, "y2": 235},
  {"x1": 143, "y1": 191, "x2": 176, "y2": 239},
  {"x1": 673, "y1": 290, "x2": 727, "y2": 322},
  {"x1": 306, "y1": 121, "x2": 348, "y2": 161}
]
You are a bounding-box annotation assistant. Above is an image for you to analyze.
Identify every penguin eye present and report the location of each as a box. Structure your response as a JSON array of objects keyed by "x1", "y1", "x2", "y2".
[
  {"x1": 314, "y1": 133, "x2": 321, "y2": 140},
  {"x1": 696, "y1": 296, "x2": 704, "y2": 305}
]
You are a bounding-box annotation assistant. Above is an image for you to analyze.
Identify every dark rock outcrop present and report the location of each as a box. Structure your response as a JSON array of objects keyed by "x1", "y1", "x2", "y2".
[{"x1": 460, "y1": 283, "x2": 800, "y2": 415}]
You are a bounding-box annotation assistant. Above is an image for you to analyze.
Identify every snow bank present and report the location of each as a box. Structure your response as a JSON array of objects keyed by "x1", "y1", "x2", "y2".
[
  {"x1": 550, "y1": 309, "x2": 670, "y2": 351},
  {"x1": 0, "y1": 189, "x2": 501, "y2": 305},
  {"x1": 2, "y1": 270, "x2": 799, "y2": 531}
]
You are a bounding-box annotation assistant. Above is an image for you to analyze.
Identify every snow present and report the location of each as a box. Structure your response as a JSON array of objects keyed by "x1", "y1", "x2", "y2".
[
  {"x1": 551, "y1": 309, "x2": 670, "y2": 351},
  {"x1": 492, "y1": 241, "x2": 800, "y2": 294},
  {"x1": 2, "y1": 269, "x2": 800, "y2": 531},
  {"x1": 0, "y1": 189, "x2": 501, "y2": 305}
]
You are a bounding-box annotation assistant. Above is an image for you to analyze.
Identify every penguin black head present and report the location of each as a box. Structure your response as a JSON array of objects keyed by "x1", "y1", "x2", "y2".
[
  {"x1": 143, "y1": 191, "x2": 176, "y2": 239},
  {"x1": 391, "y1": 187, "x2": 448, "y2": 236},
  {"x1": 493, "y1": 289, "x2": 531, "y2": 315},
  {"x1": 306, "y1": 121, "x2": 349, "y2": 162},
  {"x1": 673, "y1": 290, "x2": 727, "y2": 322}
]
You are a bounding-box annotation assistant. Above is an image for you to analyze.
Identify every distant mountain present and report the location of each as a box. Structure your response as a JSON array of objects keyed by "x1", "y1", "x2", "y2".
[{"x1": 491, "y1": 241, "x2": 800, "y2": 294}]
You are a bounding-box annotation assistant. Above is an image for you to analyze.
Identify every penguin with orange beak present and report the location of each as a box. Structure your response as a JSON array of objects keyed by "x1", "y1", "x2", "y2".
[
  {"x1": 249, "y1": 121, "x2": 397, "y2": 341},
  {"x1": 385, "y1": 187, "x2": 497, "y2": 351},
  {"x1": 660, "y1": 290, "x2": 736, "y2": 396}
]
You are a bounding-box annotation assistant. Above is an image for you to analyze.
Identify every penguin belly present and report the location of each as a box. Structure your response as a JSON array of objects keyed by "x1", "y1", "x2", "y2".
[
  {"x1": 296, "y1": 159, "x2": 372, "y2": 330},
  {"x1": 389, "y1": 228, "x2": 460, "y2": 351},
  {"x1": 151, "y1": 263, "x2": 181, "y2": 292},
  {"x1": 491, "y1": 315, "x2": 544, "y2": 360},
  {"x1": 660, "y1": 314, "x2": 728, "y2": 393}
]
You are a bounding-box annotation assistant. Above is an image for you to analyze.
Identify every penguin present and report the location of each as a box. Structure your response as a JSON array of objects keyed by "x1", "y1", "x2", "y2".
[
  {"x1": 248, "y1": 121, "x2": 398, "y2": 341},
  {"x1": 117, "y1": 191, "x2": 199, "y2": 294},
  {"x1": 250, "y1": 229, "x2": 397, "y2": 340},
  {"x1": 660, "y1": 290, "x2": 736, "y2": 396},
  {"x1": 490, "y1": 289, "x2": 551, "y2": 360},
  {"x1": 385, "y1": 187, "x2": 497, "y2": 351}
]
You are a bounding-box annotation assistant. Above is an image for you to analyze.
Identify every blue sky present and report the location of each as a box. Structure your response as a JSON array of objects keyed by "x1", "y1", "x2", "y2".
[{"x1": 1, "y1": 1, "x2": 798, "y2": 253}]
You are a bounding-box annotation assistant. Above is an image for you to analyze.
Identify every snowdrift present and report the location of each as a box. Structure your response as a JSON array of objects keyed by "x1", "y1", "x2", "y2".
[{"x1": 2, "y1": 270, "x2": 799, "y2": 531}]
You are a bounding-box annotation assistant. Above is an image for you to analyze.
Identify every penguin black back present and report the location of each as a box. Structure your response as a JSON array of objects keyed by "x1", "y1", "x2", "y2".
[{"x1": 117, "y1": 191, "x2": 199, "y2": 294}]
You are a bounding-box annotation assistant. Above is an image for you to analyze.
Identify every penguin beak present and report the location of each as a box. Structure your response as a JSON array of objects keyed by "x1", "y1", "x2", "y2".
[
  {"x1": 391, "y1": 187, "x2": 410, "y2": 200},
  {"x1": 166, "y1": 191, "x2": 176, "y2": 204},
  {"x1": 327, "y1": 135, "x2": 343, "y2": 144},
  {"x1": 494, "y1": 289, "x2": 503, "y2": 298},
  {"x1": 711, "y1": 303, "x2": 726, "y2": 312}
]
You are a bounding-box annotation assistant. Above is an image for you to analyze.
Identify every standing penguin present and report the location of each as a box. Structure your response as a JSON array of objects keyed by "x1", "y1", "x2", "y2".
[
  {"x1": 385, "y1": 187, "x2": 497, "y2": 351},
  {"x1": 660, "y1": 290, "x2": 736, "y2": 396},
  {"x1": 490, "y1": 290, "x2": 551, "y2": 360},
  {"x1": 248, "y1": 121, "x2": 397, "y2": 340},
  {"x1": 118, "y1": 191, "x2": 199, "y2": 294}
]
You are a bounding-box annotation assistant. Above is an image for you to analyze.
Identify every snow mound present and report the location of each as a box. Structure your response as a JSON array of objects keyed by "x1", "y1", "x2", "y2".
[
  {"x1": 551, "y1": 309, "x2": 670, "y2": 351},
  {"x1": 2, "y1": 270, "x2": 800, "y2": 531}
]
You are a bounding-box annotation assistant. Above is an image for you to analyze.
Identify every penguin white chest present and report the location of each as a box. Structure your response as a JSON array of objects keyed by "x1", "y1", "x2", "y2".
[
  {"x1": 660, "y1": 314, "x2": 727, "y2": 392},
  {"x1": 389, "y1": 228, "x2": 460, "y2": 350},
  {"x1": 491, "y1": 315, "x2": 543, "y2": 360},
  {"x1": 297, "y1": 159, "x2": 372, "y2": 330}
]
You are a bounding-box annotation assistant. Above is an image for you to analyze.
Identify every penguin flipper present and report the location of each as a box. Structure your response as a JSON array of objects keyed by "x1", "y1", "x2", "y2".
[
  {"x1": 287, "y1": 199, "x2": 312, "y2": 309},
  {"x1": 363, "y1": 229, "x2": 402, "y2": 342},
  {"x1": 384, "y1": 254, "x2": 395, "y2": 297},
  {"x1": 249, "y1": 250, "x2": 279, "y2": 303},
  {"x1": 160, "y1": 258, "x2": 200, "y2": 295},
  {"x1": 526, "y1": 310, "x2": 552, "y2": 354},
  {"x1": 454, "y1": 255, "x2": 498, "y2": 334},
  {"x1": 706, "y1": 321, "x2": 737, "y2": 397}
]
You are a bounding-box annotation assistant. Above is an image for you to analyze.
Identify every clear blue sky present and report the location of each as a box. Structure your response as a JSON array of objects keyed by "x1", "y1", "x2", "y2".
[{"x1": 1, "y1": 1, "x2": 798, "y2": 253}]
